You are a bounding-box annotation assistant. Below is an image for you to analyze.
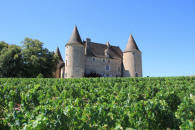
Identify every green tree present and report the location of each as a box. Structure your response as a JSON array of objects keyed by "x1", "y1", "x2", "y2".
[
  {"x1": 0, "y1": 44, "x2": 23, "y2": 77},
  {"x1": 21, "y1": 37, "x2": 57, "y2": 77},
  {"x1": 0, "y1": 41, "x2": 8, "y2": 53}
]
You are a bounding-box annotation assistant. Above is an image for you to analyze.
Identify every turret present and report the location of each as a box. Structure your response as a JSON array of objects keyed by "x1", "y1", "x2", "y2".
[
  {"x1": 65, "y1": 26, "x2": 85, "y2": 78},
  {"x1": 55, "y1": 47, "x2": 65, "y2": 78},
  {"x1": 123, "y1": 35, "x2": 142, "y2": 77}
]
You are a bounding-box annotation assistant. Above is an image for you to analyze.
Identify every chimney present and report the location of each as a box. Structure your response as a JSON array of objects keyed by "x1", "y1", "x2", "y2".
[
  {"x1": 85, "y1": 38, "x2": 91, "y2": 55},
  {"x1": 86, "y1": 38, "x2": 91, "y2": 43}
]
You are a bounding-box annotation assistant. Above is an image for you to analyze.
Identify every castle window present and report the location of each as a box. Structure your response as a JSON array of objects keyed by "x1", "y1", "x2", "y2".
[{"x1": 106, "y1": 65, "x2": 110, "y2": 71}]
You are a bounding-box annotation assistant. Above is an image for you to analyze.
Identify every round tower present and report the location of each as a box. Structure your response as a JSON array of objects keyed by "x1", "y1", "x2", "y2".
[
  {"x1": 123, "y1": 35, "x2": 142, "y2": 77},
  {"x1": 65, "y1": 26, "x2": 85, "y2": 78}
]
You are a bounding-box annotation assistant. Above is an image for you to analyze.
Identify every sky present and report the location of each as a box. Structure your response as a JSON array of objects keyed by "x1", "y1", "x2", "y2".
[{"x1": 0, "y1": 0, "x2": 195, "y2": 77}]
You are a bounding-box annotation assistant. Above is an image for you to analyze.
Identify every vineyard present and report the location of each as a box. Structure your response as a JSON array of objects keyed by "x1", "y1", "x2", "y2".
[{"x1": 0, "y1": 77, "x2": 194, "y2": 129}]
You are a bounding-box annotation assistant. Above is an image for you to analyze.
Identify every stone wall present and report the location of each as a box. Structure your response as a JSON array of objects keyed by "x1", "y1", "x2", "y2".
[
  {"x1": 85, "y1": 56, "x2": 122, "y2": 77},
  {"x1": 65, "y1": 44, "x2": 85, "y2": 78},
  {"x1": 123, "y1": 50, "x2": 142, "y2": 77},
  {"x1": 60, "y1": 67, "x2": 65, "y2": 78}
]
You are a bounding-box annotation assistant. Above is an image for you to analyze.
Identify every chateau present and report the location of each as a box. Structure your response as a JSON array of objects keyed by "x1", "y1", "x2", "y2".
[{"x1": 55, "y1": 26, "x2": 142, "y2": 78}]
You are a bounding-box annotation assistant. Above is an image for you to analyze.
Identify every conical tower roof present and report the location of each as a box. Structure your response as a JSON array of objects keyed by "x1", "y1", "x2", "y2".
[
  {"x1": 124, "y1": 34, "x2": 140, "y2": 52},
  {"x1": 56, "y1": 47, "x2": 63, "y2": 61},
  {"x1": 67, "y1": 26, "x2": 82, "y2": 44}
]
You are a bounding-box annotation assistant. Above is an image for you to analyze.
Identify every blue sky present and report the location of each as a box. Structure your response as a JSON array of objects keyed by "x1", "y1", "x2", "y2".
[{"x1": 0, "y1": 0, "x2": 195, "y2": 77}]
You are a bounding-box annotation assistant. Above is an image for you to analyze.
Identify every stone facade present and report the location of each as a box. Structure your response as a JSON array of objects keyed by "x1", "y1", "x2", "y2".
[
  {"x1": 65, "y1": 43, "x2": 85, "y2": 78},
  {"x1": 123, "y1": 50, "x2": 142, "y2": 77},
  {"x1": 85, "y1": 56, "x2": 122, "y2": 77},
  {"x1": 55, "y1": 26, "x2": 142, "y2": 78}
]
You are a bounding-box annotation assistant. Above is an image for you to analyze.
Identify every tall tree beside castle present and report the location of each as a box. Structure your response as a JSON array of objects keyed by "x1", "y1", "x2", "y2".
[
  {"x1": 0, "y1": 38, "x2": 58, "y2": 78},
  {"x1": 0, "y1": 42, "x2": 23, "y2": 77},
  {"x1": 55, "y1": 26, "x2": 142, "y2": 78},
  {"x1": 22, "y1": 38, "x2": 58, "y2": 77}
]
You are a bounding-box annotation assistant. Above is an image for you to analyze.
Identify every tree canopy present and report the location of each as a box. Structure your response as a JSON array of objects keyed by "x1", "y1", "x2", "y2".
[
  {"x1": 0, "y1": 42, "x2": 23, "y2": 77},
  {"x1": 0, "y1": 38, "x2": 58, "y2": 78},
  {"x1": 0, "y1": 41, "x2": 8, "y2": 52}
]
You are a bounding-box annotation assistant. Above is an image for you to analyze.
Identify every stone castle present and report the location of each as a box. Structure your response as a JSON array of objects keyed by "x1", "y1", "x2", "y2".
[{"x1": 55, "y1": 26, "x2": 142, "y2": 78}]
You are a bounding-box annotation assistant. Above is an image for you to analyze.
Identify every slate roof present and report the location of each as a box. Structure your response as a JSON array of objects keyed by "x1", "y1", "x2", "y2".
[
  {"x1": 124, "y1": 35, "x2": 140, "y2": 52},
  {"x1": 67, "y1": 26, "x2": 83, "y2": 45},
  {"x1": 56, "y1": 47, "x2": 64, "y2": 68},
  {"x1": 65, "y1": 26, "x2": 140, "y2": 60},
  {"x1": 56, "y1": 47, "x2": 63, "y2": 61},
  {"x1": 84, "y1": 41, "x2": 123, "y2": 59}
]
